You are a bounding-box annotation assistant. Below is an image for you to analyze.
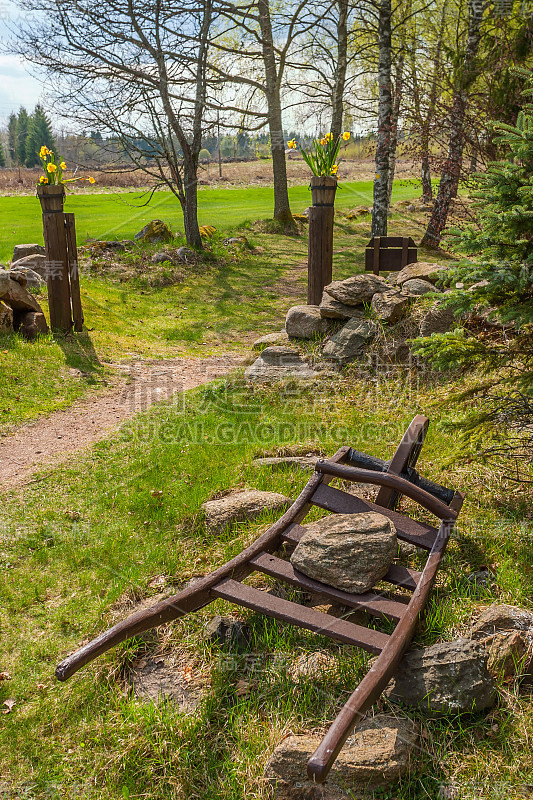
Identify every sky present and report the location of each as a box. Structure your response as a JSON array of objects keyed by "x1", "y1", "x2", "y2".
[{"x1": 0, "y1": 1, "x2": 48, "y2": 125}]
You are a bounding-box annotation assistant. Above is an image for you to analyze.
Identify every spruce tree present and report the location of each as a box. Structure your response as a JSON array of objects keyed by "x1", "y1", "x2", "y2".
[
  {"x1": 25, "y1": 105, "x2": 56, "y2": 167},
  {"x1": 7, "y1": 113, "x2": 17, "y2": 165},
  {"x1": 15, "y1": 108, "x2": 30, "y2": 167},
  {"x1": 0, "y1": 142, "x2": 5, "y2": 168},
  {"x1": 414, "y1": 69, "x2": 533, "y2": 467}
]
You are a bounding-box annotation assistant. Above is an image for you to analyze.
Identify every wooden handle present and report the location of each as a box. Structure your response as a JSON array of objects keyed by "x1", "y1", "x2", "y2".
[{"x1": 314, "y1": 461, "x2": 458, "y2": 520}]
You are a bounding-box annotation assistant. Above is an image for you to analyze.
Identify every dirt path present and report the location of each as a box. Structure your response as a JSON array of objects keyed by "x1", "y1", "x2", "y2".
[{"x1": 0, "y1": 354, "x2": 243, "y2": 491}]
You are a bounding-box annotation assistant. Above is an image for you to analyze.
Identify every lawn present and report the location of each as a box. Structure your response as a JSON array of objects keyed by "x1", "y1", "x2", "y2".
[
  {"x1": 0, "y1": 204, "x2": 435, "y2": 435},
  {"x1": 0, "y1": 374, "x2": 531, "y2": 799},
  {"x1": 1, "y1": 180, "x2": 532, "y2": 800},
  {"x1": 0, "y1": 180, "x2": 420, "y2": 263}
]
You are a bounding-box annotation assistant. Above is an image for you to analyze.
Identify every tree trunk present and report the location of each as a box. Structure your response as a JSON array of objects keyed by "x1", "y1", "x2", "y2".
[
  {"x1": 257, "y1": 0, "x2": 294, "y2": 225},
  {"x1": 411, "y1": 0, "x2": 448, "y2": 204},
  {"x1": 331, "y1": 0, "x2": 348, "y2": 141},
  {"x1": 182, "y1": 157, "x2": 202, "y2": 248},
  {"x1": 387, "y1": 47, "x2": 405, "y2": 206},
  {"x1": 422, "y1": 0, "x2": 484, "y2": 248},
  {"x1": 421, "y1": 150, "x2": 432, "y2": 202},
  {"x1": 372, "y1": 0, "x2": 392, "y2": 237}
]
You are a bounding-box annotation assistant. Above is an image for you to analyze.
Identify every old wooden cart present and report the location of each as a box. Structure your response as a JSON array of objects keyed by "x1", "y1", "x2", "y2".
[{"x1": 56, "y1": 415, "x2": 463, "y2": 783}]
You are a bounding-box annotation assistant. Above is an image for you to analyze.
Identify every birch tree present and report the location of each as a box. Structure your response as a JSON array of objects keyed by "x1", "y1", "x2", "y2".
[{"x1": 372, "y1": 0, "x2": 393, "y2": 237}]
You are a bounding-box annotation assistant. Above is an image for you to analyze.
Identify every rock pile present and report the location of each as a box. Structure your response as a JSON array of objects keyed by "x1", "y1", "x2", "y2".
[
  {"x1": 248, "y1": 265, "x2": 453, "y2": 375},
  {"x1": 0, "y1": 268, "x2": 48, "y2": 340}
]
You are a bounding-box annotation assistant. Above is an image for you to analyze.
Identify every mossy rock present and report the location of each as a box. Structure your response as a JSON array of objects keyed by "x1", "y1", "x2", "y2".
[{"x1": 134, "y1": 219, "x2": 174, "y2": 244}]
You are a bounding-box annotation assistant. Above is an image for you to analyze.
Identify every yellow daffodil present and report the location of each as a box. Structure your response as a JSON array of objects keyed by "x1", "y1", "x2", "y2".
[
  {"x1": 325, "y1": 132, "x2": 333, "y2": 142},
  {"x1": 286, "y1": 139, "x2": 297, "y2": 150},
  {"x1": 47, "y1": 163, "x2": 57, "y2": 173},
  {"x1": 331, "y1": 164, "x2": 338, "y2": 174},
  {"x1": 342, "y1": 131, "x2": 351, "y2": 141},
  {"x1": 89, "y1": 177, "x2": 95, "y2": 184},
  {"x1": 39, "y1": 146, "x2": 50, "y2": 158},
  {"x1": 320, "y1": 137, "x2": 327, "y2": 146},
  {"x1": 39, "y1": 176, "x2": 48, "y2": 184},
  {"x1": 60, "y1": 162, "x2": 67, "y2": 170}
]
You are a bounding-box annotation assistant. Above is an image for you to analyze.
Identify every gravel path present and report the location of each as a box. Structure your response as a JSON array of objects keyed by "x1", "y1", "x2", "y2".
[{"x1": 0, "y1": 354, "x2": 242, "y2": 491}]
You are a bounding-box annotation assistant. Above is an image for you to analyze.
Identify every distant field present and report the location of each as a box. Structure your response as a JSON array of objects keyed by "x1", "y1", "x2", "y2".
[{"x1": 0, "y1": 180, "x2": 420, "y2": 262}]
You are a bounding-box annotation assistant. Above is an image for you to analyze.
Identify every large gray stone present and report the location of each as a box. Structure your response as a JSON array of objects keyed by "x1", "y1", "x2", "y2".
[
  {"x1": 323, "y1": 319, "x2": 378, "y2": 364},
  {"x1": 393, "y1": 261, "x2": 450, "y2": 286},
  {"x1": 387, "y1": 639, "x2": 497, "y2": 713},
  {"x1": 419, "y1": 304, "x2": 456, "y2": 336},
  {"x1": 10, "y1": 253, "x2": 47, "y2": 278},
  {"x1": 0, "y1": 272, "x2": 43, "y2": 313},
  {"x1": 286, "y1": 305, "x2": 328, "y2": 339},
  {"x1": 319, "y1": 291, "x2": 366, "y2": 320},
  {"x1": 0, "y1": 300, "x2": 13, "y2": 331},
  {"x1": 402, "y1": 278, "x2": 439, "y2": 296},
  {"x1": 264, "y1": 715, "x2": 418, "y2": 798},
  {"x1": 324, "y1": 274, "x2": 389, "y2": 306},
  {"x1": 202, "y1": 489, "x2": 290, "y2": 535},
  {"x1": 252, "y1": 330, "x2": 289, "y2": 350},
  {"x1": 470, "y1": 604, "x2": 533, "y2": 639},
  {"x1": 290, "y1": 512, "x2": 397, "y2": 593},
  {"x1": 371, "y1": 289, "x2": 412, "y2": 324},
  {"x1": 245, "y1": 346, "x2": 319, "y2": 382},
  {"x1": 9, "y1": 266, "x2": 46, "y2": 291},
  {"x1": 12, "y1": 244, "x2": 45, "y2": 264}
]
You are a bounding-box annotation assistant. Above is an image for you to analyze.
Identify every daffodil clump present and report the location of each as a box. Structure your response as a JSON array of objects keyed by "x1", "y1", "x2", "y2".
[
  {"x1": 38, "y1": 146, "x2": 95, "y2": 187},
  {"x1": 287, "y1": 131, "x2": 350, "y2": 177}
]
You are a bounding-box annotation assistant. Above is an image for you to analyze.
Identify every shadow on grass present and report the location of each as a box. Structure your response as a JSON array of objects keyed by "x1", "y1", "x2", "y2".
[{"x1": 54, "y1": 329, "x2": 103, "y2": 378}]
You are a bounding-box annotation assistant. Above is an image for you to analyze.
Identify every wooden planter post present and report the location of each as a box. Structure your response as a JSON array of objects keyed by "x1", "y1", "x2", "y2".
[
  {"x1": 37, "y1": 185, "x2": 82, "y2": 333},
  {"x1": 307, "y1": 175, "x2": 337, "y2": 305}
]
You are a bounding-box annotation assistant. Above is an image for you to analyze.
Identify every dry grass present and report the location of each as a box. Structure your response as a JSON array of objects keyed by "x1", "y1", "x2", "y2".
[{"x1": 0, "y1": 156, "x2": 421, "y2": 195}]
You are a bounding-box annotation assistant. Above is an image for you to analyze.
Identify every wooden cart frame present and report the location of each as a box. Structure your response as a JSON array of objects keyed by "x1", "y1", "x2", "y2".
[{"x1": 56, "y1": 415, "x2": 463, "y2": 783}]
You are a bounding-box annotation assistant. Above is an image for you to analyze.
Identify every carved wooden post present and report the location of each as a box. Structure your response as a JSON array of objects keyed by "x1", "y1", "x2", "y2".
[
  {"x1": 37, "y1": 184, "x2": 72, "y2": 333},
  {"x1": 307, "y1": 176, "x2": 337, "y2": 305}
]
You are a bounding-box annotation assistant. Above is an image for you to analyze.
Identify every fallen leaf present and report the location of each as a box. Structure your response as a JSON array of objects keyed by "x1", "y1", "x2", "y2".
[
  {"x1": 2, "y1": 698, "x2": 15, "y2": 714},
  {"x1": 0, "y1": 672, "x2": 11, "y2": 681}
]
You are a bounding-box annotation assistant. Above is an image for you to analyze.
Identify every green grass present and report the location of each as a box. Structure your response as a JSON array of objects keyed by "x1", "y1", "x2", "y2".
[
  {"x1": 0, "y1": 374, "x2": 532, "y2": 799},
  {"x1": 1, "y1": 190, "x2": 532, "y2": 799},
  {"x1": 0, "y1": 180, "x2": 420, "y2": 263},
  {"x1": 0, "y1": 202, "x2": 436, "y2": 435},
  {"x1": 0, "y1": 328, "x2": 110, "y2": 433}
]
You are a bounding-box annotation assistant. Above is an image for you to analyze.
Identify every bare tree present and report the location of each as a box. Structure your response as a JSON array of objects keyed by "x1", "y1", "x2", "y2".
[
  {"x1": 421, "y1": 0, "x2": 485, "y2": 247},
  {"x1": 12, "y1": 0, "x2": 216, "y2": 248},
  {"x1": 209, "y1": 0, "x2": 315, "y2": 225}
]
